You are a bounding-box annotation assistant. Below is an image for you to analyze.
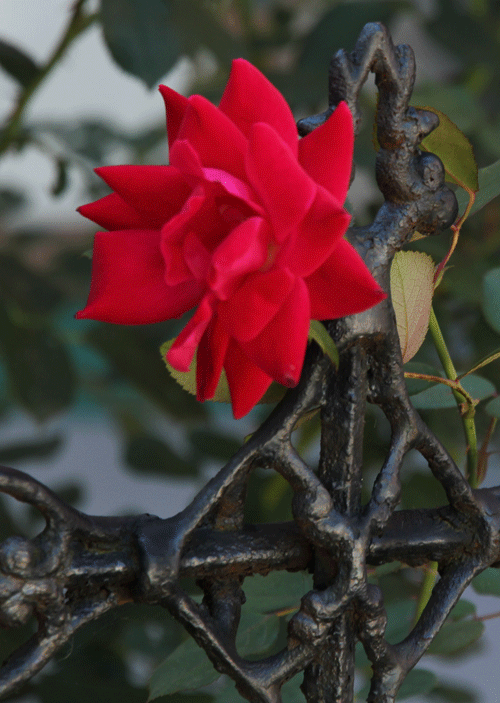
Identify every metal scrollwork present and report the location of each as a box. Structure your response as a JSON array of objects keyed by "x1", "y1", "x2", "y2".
[{"x1": 2, "y1": 23, "x2": 500, "y2": 703}]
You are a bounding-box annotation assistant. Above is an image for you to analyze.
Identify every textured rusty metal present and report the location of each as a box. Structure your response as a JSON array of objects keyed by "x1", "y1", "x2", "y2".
[{"x1": 2, "y1": 22, "x2": 500, "y2": 703}]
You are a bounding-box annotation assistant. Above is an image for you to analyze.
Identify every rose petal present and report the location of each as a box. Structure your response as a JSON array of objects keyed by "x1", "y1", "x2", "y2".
[
  {"x1": 161, "y1": 186, "x2": 229, "y2": 285},
  {"x1": 196, "y1": 316, "x2": 230, "y2": 401},
  {"x1": 280, "y1": 186, "x2": 351, "y2": 278},
  {"x1": 299, "y1": 102, "x2": 354, "y2": 203},
  {"x1": 219, "y1": 59, "x2": 298, "y2": 156},
  {"x1": 306, "y1": 238, "x2": 386, "y2": 320},
  {"x1": 76, "y1": 230, "x2": 203, "y2": 324},
  {"x1": 224, "y1": 340, "x2": 273, "y2": 419},
  {"x1": 183, "y1": 231, "x2": 211, "y2": 281},
  {"x1": 177, "y1": 95, "x2": 248, "y2": 181},
  {"x1": 246, "y1": 123, "x2": 316, "y2": 242},
  {"x1": 159, "y1": 84, "x2": 189, "y2": 148},
  {"x1": 95, "y1": 165, "x2": 190, "y2": 227},
  {"x1": 242, "y1": 277, "x2": 310, "y2": 386},
  {"x1": 210, "y1": 217, "x2": 269, "y2": 300},
  {"x1": 78, "y1": 193, "x2": 150, "y2": 230},
  {"x1": 167, "y1": 296, "x2": 214, "y2": 371},
  {"x1": 218, "y1": 268, "x2": 295, "y2": 342}
]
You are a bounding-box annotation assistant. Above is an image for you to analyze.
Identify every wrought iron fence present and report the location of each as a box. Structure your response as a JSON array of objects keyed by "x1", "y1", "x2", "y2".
[{"x1": 1, "y1": 22, "x2": 499, "y2": 703}]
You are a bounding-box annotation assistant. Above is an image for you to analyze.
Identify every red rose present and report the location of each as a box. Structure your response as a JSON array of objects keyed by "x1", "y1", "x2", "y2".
[{"x1": 76, "y1": 59, "x2": 385, "y2": 418}]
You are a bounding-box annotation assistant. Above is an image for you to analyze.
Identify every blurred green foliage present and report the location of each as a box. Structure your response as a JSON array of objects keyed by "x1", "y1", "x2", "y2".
[{"x1": 2, "y1": 0, "x2": 500, "y2": 701}]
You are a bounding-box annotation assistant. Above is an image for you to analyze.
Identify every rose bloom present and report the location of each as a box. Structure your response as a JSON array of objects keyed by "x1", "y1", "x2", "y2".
[{"x1": 76, "y1": 59, "x2": 385, "y2": 418}]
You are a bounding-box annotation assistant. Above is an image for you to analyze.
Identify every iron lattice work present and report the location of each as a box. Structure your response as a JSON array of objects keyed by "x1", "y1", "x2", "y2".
[{"x1": 1, "y1": 23, "x2": 500, "y2": 703}]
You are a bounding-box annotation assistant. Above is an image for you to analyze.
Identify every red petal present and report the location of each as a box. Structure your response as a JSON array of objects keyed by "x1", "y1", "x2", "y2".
[
  {"x1": 161, "y1": 187, "x2": 228, "y2": 285},
  {"x1": 167, "y1": 296, "x2": 214, "y2": 371},
  {"x1": 75, "y1": 230, "x2": 203, "y2": 324},
  {"x1": 242, "y1": 277, "x2": 310, "y2": 386},
  {"x1": 281, "y1": 186, "x2": 351, "y2": 278},
  {"x1": 95, "y1": 165, "x2": 190, "y2": 227},
  {"x1": 246, "y1": 123, "x2": 316, "y2": 242},
  {"x1": 159, "y1": 84, "x2": 189, "y2": 148},
  {"x1": 210, "y1": 217, "x2": 269, "y2": 300},
  {"x1": 177, "y1": 95, "x2": 248, "y2": 181},
  {"x1": 78, "y1": 193, "x2": 151, "y2": 230},
  {"x1": 306, "y1": 238, "x2": 386, "y2": 320},
  {"x1": 224, "y1": 340, "x2": 272, "y2": 419},
  {"x1": 298, "y1": 102, "x2": 354, "y2": 203},
  {"x1": 183, "y1": 231, "x2": 211, "y2": 281},
  {"x1": 219, "y1": 59, "x2": 298, "y2": 156},
  {"x1": 218, "y1": 268, "x2": 295, "y2": 342},
  {"x1": 196, "y1": 316, "x2": 230, "y2": 401}
]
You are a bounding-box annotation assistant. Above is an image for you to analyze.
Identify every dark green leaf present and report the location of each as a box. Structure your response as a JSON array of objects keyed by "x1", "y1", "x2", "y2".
[
  {"x1": 101, "y1": 0, "x2": 180, "y2": 87},
  {"x1": 427, "y1": 619, "x2": 484, "y2": 655},
  {"x1": 86, "y1": 326, "x2": 206, "y2": 421},
  {"x1": 485, "y1": 395, "x2": 500, "y2": 419},
  {"x1": 426, "y1": 683, "x2": 477, "y2": 702},
  {"x1": 235, "y1": 609, "x2": 281, "y2": 657},
  {"x1": 397, "y1": 669, "x2": 438, "y2": 699},
  {"x1": 0, "y1": 188, "x2": 26, "y2": 217},
  {"x1": 0, "y1": 436, "x2": 62, "y2": 464},
  {"x1": 0, "y1": 254, "x2": 62, "y2": 314},
  {"x1": 0, "y1": 39, "x2": 39, "y2": 86},
  {"x1": 51, "y1": 158, "x2": 69, "y2": 197},
  {"x1": 410, "y1": 374, "x2": 495, "y2": 410},
  {"x1": 0, "y1": 304, "x2": 75, "y2": 421},
  {"x1": 482, "y1": 267, "x2": 500, "y2": 333},
  {"x1": 472, "y1": 567, "x2": 500, "y2": 596},
  {"x1": 149, "y1": 611, "x2": 280, "y2": 699},
  {"x1": 456, "y1": 159, "x2": 500, "y2": 219},
  {"x1": 243, "y1": 571, "x2": 313, "y2": 613},
  {"x1": 189, "y1": 429, "x2": 241, "y2": 461},
  {"x1": 172, "y1": 0, "x2": 245, "y2": 68},
  {"x1": 448, "y1": 599, "x2": 476, "y2": 621},
  {"x1": 149, "y1": 636, "x2": 219, "y2": 700},
  {"x1": 404, "y1": 362, "x2": 443, "y2": 395},
  {"x1": 125, "y1": 434, "x2": 197, "y2": 477},
  {"x1": 401, "y1": 471, "x2": 448, "y2": 510}
]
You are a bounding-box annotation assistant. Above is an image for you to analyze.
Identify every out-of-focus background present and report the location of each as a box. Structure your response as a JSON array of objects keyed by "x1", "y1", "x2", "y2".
[{"x1": 3, "y1": 1, "x2": 500, "y2": 701}]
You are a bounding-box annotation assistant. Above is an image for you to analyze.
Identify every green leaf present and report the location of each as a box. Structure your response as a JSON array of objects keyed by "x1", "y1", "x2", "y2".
[
  {"x1": 189, "y1": 429, "x2": 241, "y2": 461},
  {"x1": 0, "y1": 436, "x2": 62, "y2": 464},
  {"x1": 149, "y1": 636, "x2": 220, "y2": 699},
  {"x1": 86, "y1": 326, "x2": 206, "y2": 421},
  {"x1": 485, "y1": 395, "x2": 500, "y2": 418},
  {"x1": 427, "y1": 619, "x2": 484, "y2": 655},
  {"x1": 0, "y1": 39, "x2": 39, "y2": 86},
  {"x1": 391, "y1": 251, "x2": 435, "y2": 363},
  {"x1": 448, "y1": 599, "x2": 476, "y2": 621},
  {"x1": 472, "y1": 567, "x2": 500, "y2": 596},
  {"x1": 410, "y1": 374, "x2": 495, "y2": 410},
  {"x1": 404, "y1": 362, "x2": 443, "y2": 395},
  {"x1": 235, "y1": 609, "x2": 281, "y2": 656},
  {"x1": 160, "y1": 339, "x2": 286, "y2": 406},
  {"x1": 420, "y1": 107, "x2": 478, "y2": 191},
  {"x1": 482, "y1": 267, "x2": 500, "y2": 333},
  {"x1": 308, "y1": 320, "x2": 339, "y2": 368},
  {"x1": 397, "y1": 669, "x2": 438, "y2": 700},
  {"x1": 459, "y1": 346, "x2": 500, "y2": 378},
  {"x1": 101, "y1": 0, "x2": 180, "y2": 88},
  {"x1": 456, "y1": 158, "x2": 500, "y2": 219},
  {"x1": 149, "y1": 610, "x2": 280, "y2": 700},
  {"x1": 124, "y1": 434, "x2": 198, "y2": 477},
  {"x1": 0, "y1": 304, "x2": 75, "y2": 421},
  {"x1": 426, "y1": 684, "x2": 476, "y2": 702},
  {"x1": 356, "y1": 668, "x2": 437, "y2": 701},
  {"x1": 243, "y1": 571, "x2": 313, "y2": 613}
]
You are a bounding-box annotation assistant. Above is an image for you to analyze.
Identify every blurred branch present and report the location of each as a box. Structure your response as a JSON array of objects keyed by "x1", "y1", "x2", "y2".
[{"x1": 0, "y1": 0, "x2": 98, "y2": 156}]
